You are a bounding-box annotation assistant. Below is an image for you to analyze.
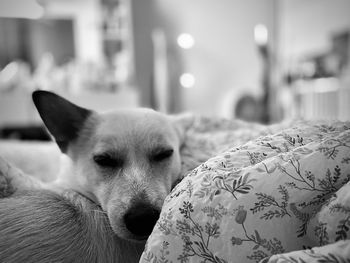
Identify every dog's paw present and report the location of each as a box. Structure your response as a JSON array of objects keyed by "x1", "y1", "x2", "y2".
[
  {"x1": 0, "y1": 156, "x2": 45, "y2": 198},
  {"x1": 0, "y1": 157, "x2": 17, "y2": 198}
]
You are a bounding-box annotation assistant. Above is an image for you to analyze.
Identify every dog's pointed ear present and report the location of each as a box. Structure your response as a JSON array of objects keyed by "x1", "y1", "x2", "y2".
[
  {"x1": 32, "y1": 90, "x2": 92, "y2": 153},
  {"x1": 170, "y1": 113, "x2": 195, "y2": 145}
]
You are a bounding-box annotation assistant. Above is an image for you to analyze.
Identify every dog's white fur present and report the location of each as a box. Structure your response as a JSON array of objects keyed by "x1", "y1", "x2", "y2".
[
  {"x1": 50, "y1": 109, "x2": 185, "y2": 240},
  {"x1": 0, "y1": 190, "x2": 144, "y2": 263},
  {"x1": 0, "y1": 90, "x2": 193, "y2": 262}
]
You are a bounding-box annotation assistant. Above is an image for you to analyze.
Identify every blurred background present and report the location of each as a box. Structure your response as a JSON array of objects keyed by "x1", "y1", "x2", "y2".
[{"x1": 0, "y1": 0, "x2": 349, "y2": 140}]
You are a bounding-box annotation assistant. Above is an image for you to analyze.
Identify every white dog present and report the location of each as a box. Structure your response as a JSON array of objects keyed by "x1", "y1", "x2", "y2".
[{"x1": 0, "y1": 90, "x2": 193, "y2": 262}]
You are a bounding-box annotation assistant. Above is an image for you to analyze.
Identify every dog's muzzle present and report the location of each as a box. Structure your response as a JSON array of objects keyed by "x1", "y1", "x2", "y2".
[{"x1": 124, "y1": 202, "x2": 160, "y2": 237}]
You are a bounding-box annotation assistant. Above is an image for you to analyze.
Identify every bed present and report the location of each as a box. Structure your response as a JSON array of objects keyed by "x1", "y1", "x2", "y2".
[
  {"x1": 140, "y1": 116, "x2": 350, "y2": 263},
  {"x1": 0, "y1": 116, "x2": 349, "y2": 262}
]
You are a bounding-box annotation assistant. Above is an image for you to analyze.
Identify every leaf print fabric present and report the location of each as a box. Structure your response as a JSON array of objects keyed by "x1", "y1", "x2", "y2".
[
  {"x1": 140, "y1": 118, "x2": 350, "y2": 263},
  {"x1": 261, "y1": 240, "x2": 350, "y2": 263}
]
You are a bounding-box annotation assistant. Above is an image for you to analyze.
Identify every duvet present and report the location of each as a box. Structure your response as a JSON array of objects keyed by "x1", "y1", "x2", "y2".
[{"x1": 140, "y1": 117, "x2": 350, "y2": 263}]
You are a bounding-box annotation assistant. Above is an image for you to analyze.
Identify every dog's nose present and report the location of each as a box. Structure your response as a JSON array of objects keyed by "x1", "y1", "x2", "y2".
[{"x1": 124, "y1": 203, "x2": 160, "y2": 237}]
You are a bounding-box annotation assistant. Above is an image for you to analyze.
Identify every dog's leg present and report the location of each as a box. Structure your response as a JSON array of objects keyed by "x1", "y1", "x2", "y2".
[{"x1": 0, "y1": 157, "x2": 44, "y2": 198}]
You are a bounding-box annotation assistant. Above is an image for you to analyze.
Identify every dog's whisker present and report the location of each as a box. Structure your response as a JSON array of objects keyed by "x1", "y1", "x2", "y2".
[{"x1": 92, "y1": 209, "x2": 108, "y2": 215}]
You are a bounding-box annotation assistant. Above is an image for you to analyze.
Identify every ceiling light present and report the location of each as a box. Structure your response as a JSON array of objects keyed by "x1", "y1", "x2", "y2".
[
  {"x1": 177, "y1": 33, "x2": 195, "y2": 49},
  {"x1": 180, "y1": 73, "x2": 195, "y2": 88}
]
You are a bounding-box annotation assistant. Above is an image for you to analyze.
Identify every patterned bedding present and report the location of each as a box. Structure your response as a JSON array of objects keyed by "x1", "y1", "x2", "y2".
[{"x1": 140, "y1": 117, "x2": 350, "y2": 263}]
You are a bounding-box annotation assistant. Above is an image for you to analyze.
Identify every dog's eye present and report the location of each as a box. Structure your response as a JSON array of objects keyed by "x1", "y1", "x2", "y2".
[
  {"x1": 93, "y1": 154, "x2": 123, "y2": 168},
  {"x1": 152, "y1": 149, "x2": 174, "y2": 162}
]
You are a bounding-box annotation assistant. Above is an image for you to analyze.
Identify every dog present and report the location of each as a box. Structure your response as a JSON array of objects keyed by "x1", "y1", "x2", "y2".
[
  {"x1": 0, "y1": 90, "x2": 193, "y2": 262},
  {"x1": 31, "y1": 90, "x2": 193, "y2": 240}
]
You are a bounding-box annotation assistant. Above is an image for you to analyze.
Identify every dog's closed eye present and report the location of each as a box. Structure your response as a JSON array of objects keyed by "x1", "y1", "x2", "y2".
[
  {"x1": 151, "y1": 149, "x2": 174, "y2": 162},
  {"x1": 93, "y1": 154, "x2": 123, "y2": 168}
]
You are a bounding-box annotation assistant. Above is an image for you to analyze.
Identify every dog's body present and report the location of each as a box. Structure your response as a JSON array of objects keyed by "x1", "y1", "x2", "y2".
[
  {"x1": 0, "y1": 190, "x2": 144, "y2": 263},
  {"x1": 0, "y1": 91, "x2": 193, "y2": 262}
]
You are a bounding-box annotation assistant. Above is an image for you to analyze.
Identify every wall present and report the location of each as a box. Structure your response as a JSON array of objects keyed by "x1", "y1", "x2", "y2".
[
  {"x1": 278, "y1": 0, "x2": 350, "y2": 70},
  {"x1": 130, "y1": 0, "x2": 157, "y2": 108},
  {"x1": 43, "y1": 0, "x2": 103, "y2": 63},
  {"x1": 27, "y1": 19, "x2": 75, "y2": 66},
  {"x1": 0, "y1": 18, "x2": 27, "y2": 67},
  {"x1": 276, "y1": 0, "x2": 350, "y2": 121},
  {"x1": 131, "y1": 0, "x2": 276, "y2": 117}
]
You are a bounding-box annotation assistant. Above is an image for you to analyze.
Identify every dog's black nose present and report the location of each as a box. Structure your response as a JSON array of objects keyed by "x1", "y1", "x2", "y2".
[{"x1": 124, "y1": 203, "x2": 160, "y2": 237}]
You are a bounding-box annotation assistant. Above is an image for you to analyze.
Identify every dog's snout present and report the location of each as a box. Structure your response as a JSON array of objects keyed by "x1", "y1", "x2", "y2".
[{"x1": 124, "y1": 203, "x2": 160, "y2": 237}]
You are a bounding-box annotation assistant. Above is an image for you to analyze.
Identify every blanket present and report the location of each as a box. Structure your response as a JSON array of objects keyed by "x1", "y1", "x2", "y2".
[{"x1": 140, "y1": 118, "x2": 350, "y2": 263}]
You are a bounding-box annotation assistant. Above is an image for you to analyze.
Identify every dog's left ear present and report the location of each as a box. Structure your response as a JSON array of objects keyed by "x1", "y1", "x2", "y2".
[
  {"x1": 32, "y1": 90, "x2": 92, "y2": 153},
  {"x1": 170, "y1": 113, "x2": 195, "y2": 145}
]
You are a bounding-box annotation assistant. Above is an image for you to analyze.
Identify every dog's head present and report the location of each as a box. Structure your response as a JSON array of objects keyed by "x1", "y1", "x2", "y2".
[{"x1": 32, "y1": 90, "x2": 193, "y2": 241}]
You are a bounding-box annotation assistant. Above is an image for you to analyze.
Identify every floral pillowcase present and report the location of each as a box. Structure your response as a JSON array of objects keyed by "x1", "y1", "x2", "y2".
[{"x1": 140, "y1": 120, "x2": 350, "y2": 263}]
